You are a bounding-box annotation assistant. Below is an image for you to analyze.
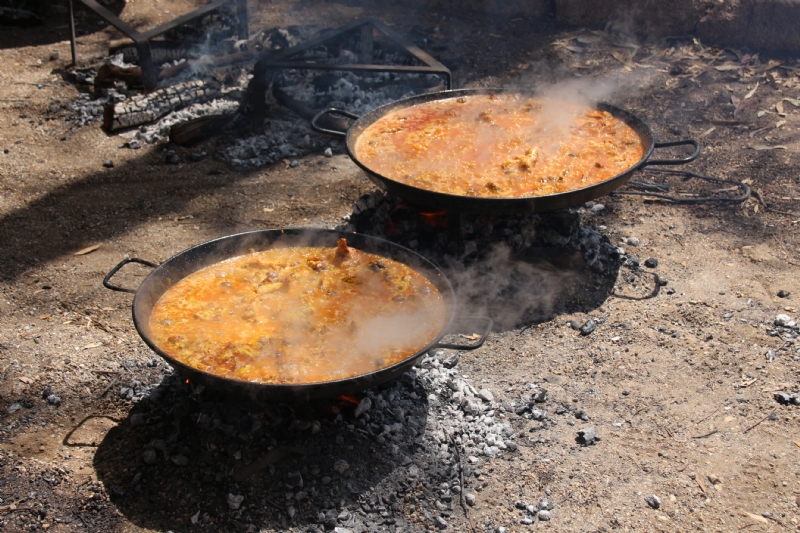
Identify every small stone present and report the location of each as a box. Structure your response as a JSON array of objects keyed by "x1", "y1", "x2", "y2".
[
  {"x1": 295, "y1": 491, "x2": 308, "y2": 501},
  {"x1": 538, "y1": 498, "x2": 552, "y2": 511},
  {"x1": 324, "y1": 148, "x2": 333, "y2": 157},
  {"x1": 577, "y1": 427, "x2": 597, "y2": 446},
  {"x1": 777, "y1": 290, "x2": 790, "y2": 298},
  {"x1": 580, "y1": 319, "x2": 596, "y2": 336},
  {"x1": 644, "y1": 495, "x2": 661, "y2": 510},
  {"x1": 532, "y1": 389, "x2": 547, "y2": 403},
  {"x1": 465, "y1": 493, "x2": 476, "y2": 506},
  {"x1": 332, "y1": 459, "x2": 349, "y2": 474},
  {"x1": 644, "y1": 258, "x2": 658, "y2": 268},
  {"x1": 42, "y1": 386, "x2": 52, "y2": 399},
  {"x1": 434, "y1": 516, "x2": 448, "y2": 529},
  {"x1": 321, "y1": 476, "x2": 331, "y2": 485},
  {"x1": 537, "y1": 509, "x2": 551, "y2": 521},
  {"x1": 171, "y1": 455, "x2": 188, "y2": 466},
  {"x1": 165, "y1": 151, "x2": 179, "y2": 165},
  {"x1": 46, "y1": 395, "x2": 61, "y2": 407},
  {"x1": 289, "y1": 160, "x2": 300, "y2": 168},
  {"x1": 130, "y1": 413, "x2": 147, "y2": 427},
  {"x1": 520, "y1": 517, "x2": 534, "y2": 525},
  {"x1": 142, "y1": 449, "x2": 157, "y2": 464},
  {"x1": 626, "y1": 236, "x2": 640, "y2": 246},
  {"x1": 125, "y1": 140, "x2": 141, "y2": 150},
  {"x1": 478, "y1": 389, "x2": 494, "y2": 402},
  {"x1": 7, "y1": 403, "x2": 21, "y2": 414},
  {"x1": 590, "y1": 203, "x2": 605, "y2": 213},
  {"x1": 774, "y1": 392, "x2": 794, "y2": 405},
  {"x1": 103, "y1": 160, "x2": 114, "y2": 168},
  {"x1": 574, "y1": 410, "x2": 589, "y2": 421},
  {"x1": 286, "y1": 505, "x2": 296, "y2": 518},
  {"x1": 227, "y1": 493, "x2": 244, "y2": 510},
  {"x1": 775, "y1": 314, "x2": 796, "y2": 327},
  {"x1": 50, "y1": 50, "x2": 59, "y2": 61},
  {"x1": 189, "y1": 152, "x2": 206, "y2": 162}
]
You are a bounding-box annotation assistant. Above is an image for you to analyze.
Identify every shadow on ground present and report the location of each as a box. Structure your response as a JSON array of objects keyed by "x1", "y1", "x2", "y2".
[{"x1": 93, "y1": 373, "x2": 430, "y2": 532}]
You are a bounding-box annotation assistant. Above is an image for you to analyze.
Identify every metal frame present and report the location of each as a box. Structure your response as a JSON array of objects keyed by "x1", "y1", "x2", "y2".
[
  {"x1": 262, "y1": 17, "x2": 452, "y2": 89},
  {"x1": 68, "y1": 0, "x2": 248, "y2": 91}
]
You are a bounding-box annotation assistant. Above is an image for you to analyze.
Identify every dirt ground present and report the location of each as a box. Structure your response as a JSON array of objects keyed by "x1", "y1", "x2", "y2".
[{"x1": 1, "y1": 1, "x2": 800, "y2": 532}]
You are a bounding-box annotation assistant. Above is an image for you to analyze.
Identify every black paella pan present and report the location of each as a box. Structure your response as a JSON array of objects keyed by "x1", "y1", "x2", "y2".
[
  {"x1": 312, "y1": 88, "x2": 700, "y2": 215},
  {"x1": 103, "y1": 228, "x2": 491, "y2": 402}
]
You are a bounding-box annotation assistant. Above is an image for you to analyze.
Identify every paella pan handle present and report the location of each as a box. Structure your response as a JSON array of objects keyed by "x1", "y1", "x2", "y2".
[
  {"x1": 310, "y1": 108, "x2": 359, "y2": 137},
  {"x1": 645, "y1": 139, "x2": 701, "y2": 166},
  {"x1": 436, "y1": 316, "x2": 493, "y2": 350},
  {"x1": 103, "y1": 258, "x2": 159, "y2": 294}
]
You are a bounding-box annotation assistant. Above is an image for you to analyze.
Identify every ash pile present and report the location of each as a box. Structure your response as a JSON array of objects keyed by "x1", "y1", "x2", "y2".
[
  {"x1": 92, "y1": 350, "x2": 557, "y2": 532},
  {"x1": 61, "y1": 15, "x2": 446, "y2": 166}
]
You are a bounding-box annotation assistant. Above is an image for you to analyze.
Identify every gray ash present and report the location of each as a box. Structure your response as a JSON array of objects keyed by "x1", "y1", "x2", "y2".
[{"x1": 93, "y1": 350, "x2": 541, "y2": 532}]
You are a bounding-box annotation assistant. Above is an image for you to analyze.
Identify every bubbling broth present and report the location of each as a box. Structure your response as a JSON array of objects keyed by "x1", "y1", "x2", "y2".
[
  {"x1": 149, "y1": 239, "x2": 447, "y2": 384},
  {"x1": 355, "y1": 93, "x2": 645, "y2": 198}
]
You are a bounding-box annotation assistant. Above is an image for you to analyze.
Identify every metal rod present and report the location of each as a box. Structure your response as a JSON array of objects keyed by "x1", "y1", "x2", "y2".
[{"x1": 68, "y1": 0, "x2": 77, "y2": 67}]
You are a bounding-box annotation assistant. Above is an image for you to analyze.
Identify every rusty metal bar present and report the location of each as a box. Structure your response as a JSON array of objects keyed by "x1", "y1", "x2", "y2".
[{"x1": 68, "y1": 0, "x2": 77, "y2": 67}]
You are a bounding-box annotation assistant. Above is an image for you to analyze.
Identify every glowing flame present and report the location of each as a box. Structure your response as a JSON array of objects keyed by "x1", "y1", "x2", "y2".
[{"x1": 418, "y1": 210, "x2": 448, "y2": 228}]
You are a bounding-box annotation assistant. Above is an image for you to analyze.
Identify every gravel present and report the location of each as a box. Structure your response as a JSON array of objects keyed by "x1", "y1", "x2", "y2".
[{"x1": 644, "y1": 495, "x2": 661, "y2": 509}]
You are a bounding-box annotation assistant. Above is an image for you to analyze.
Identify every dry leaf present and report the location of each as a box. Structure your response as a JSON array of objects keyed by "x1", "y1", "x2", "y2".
[
  {"x1": 715, "y1": 63, "x2": 740, "y2": 71},
  {"x1": 783, "y1": 98, "x2": 800, "y2": 107},
  {"x1": 730, "y1": 94, "x2": 741, "y2": 106},
  {"x1": 82, "y1": 342, "x2": 103, "y2": 350},
  {"x1": 744, "y1": 82, "x2": 759, "y2": 99},
  {"x1": 611, "y1": 50, "x2": 634, "y2": 67},
  {"x1": 757, "y1": 110, "x2": 766, "y2": 117},
  {"x1": 776, "y1": 101, "x2": 785, "y2": 115},
  {"x1": 18, "y1": 377, "x2": 32, "y2": 384},
  {"x1": 461, "y1": 333, "x2": 481, "y2": 341},
  {"x1": 38, "y1": 314, "x2": 51, "y2": 320},
  {"x1": 775, "y1": 120, "x2": 786, "y2": 128},
  {"x1": 794, "y1": 441, "x2": 800, "y2": 448},
  {"x1": 262, "y1": 207, "x2": 274, "y2": 213},
  {"x1": 74, "y1": 244, "x2": 101, "y2": 256},
  {"x1": 754, "y1": 59, "x2": 784, "y2": 73},
  {"x1": 741, "y1": 178, "x2": 753, "y2": 184},
  {"x1": 740, "y1": 512, "x2": 768, "y2": 524},
  {"x1": 748, "y1": 144, "x2": 789, "y2": 151},
  {"x1": 700, "y1": 127, "x2": 716, "y2": 137},
  {"x1": 565, "y1": 45, "x2": 585, "y2": 53}
]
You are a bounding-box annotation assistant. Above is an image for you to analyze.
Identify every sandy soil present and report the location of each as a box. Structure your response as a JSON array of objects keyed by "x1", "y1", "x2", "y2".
[{"x1": 1, "y1": 1, "x2": 800, "y2": 532}]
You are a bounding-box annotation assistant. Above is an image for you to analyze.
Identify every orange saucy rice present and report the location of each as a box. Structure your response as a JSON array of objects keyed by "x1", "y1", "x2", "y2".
[
  {"x1": 149, "y1": 239, "x2": 447, "y2": 385},
  {"x1": 354, "y1": 93, "x2": 645, "y2": 198}
]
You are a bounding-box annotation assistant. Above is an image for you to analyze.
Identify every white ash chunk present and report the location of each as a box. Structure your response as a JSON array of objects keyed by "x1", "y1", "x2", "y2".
[
  {"x1": 478, "y1": 388, "x2": 494, "y2": 402},
  {"x1": 227, "y1": 493, "x2": 244, "y2": 510}
]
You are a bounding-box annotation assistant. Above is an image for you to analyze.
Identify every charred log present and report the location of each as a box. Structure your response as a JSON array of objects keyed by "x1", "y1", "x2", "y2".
[
  {"x1": 169, "y1": 114, "x2": 237, "y2": 146},
  {"x1": 102, "y1": 80, "x2": 221, "y2": 132}
]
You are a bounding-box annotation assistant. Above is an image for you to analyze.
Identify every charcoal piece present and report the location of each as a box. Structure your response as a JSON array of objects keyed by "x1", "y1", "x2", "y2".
[{"x1": 577, "y1": 427, "x2": 598, "y2": 446}]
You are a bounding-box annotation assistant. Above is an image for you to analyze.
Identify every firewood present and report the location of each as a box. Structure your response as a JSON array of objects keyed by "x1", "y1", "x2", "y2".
[
  {"x1": 169, "y1": 114, "x2": 236, "y2": 146},
  {"x1": 94, "y1": 51, "x2": 259, "y2": 91},
  {"x1": 102, "y1": 80, "x2": 221, "y2": 132},
  {"x1": 96, "y1": 64, "x2": 144, "y2": 90}
]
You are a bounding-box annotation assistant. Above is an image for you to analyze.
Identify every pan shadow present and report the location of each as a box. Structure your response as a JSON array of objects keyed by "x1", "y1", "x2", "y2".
[{"x1": 93, "y1": 372, "x2": 432, "y2": 532}]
